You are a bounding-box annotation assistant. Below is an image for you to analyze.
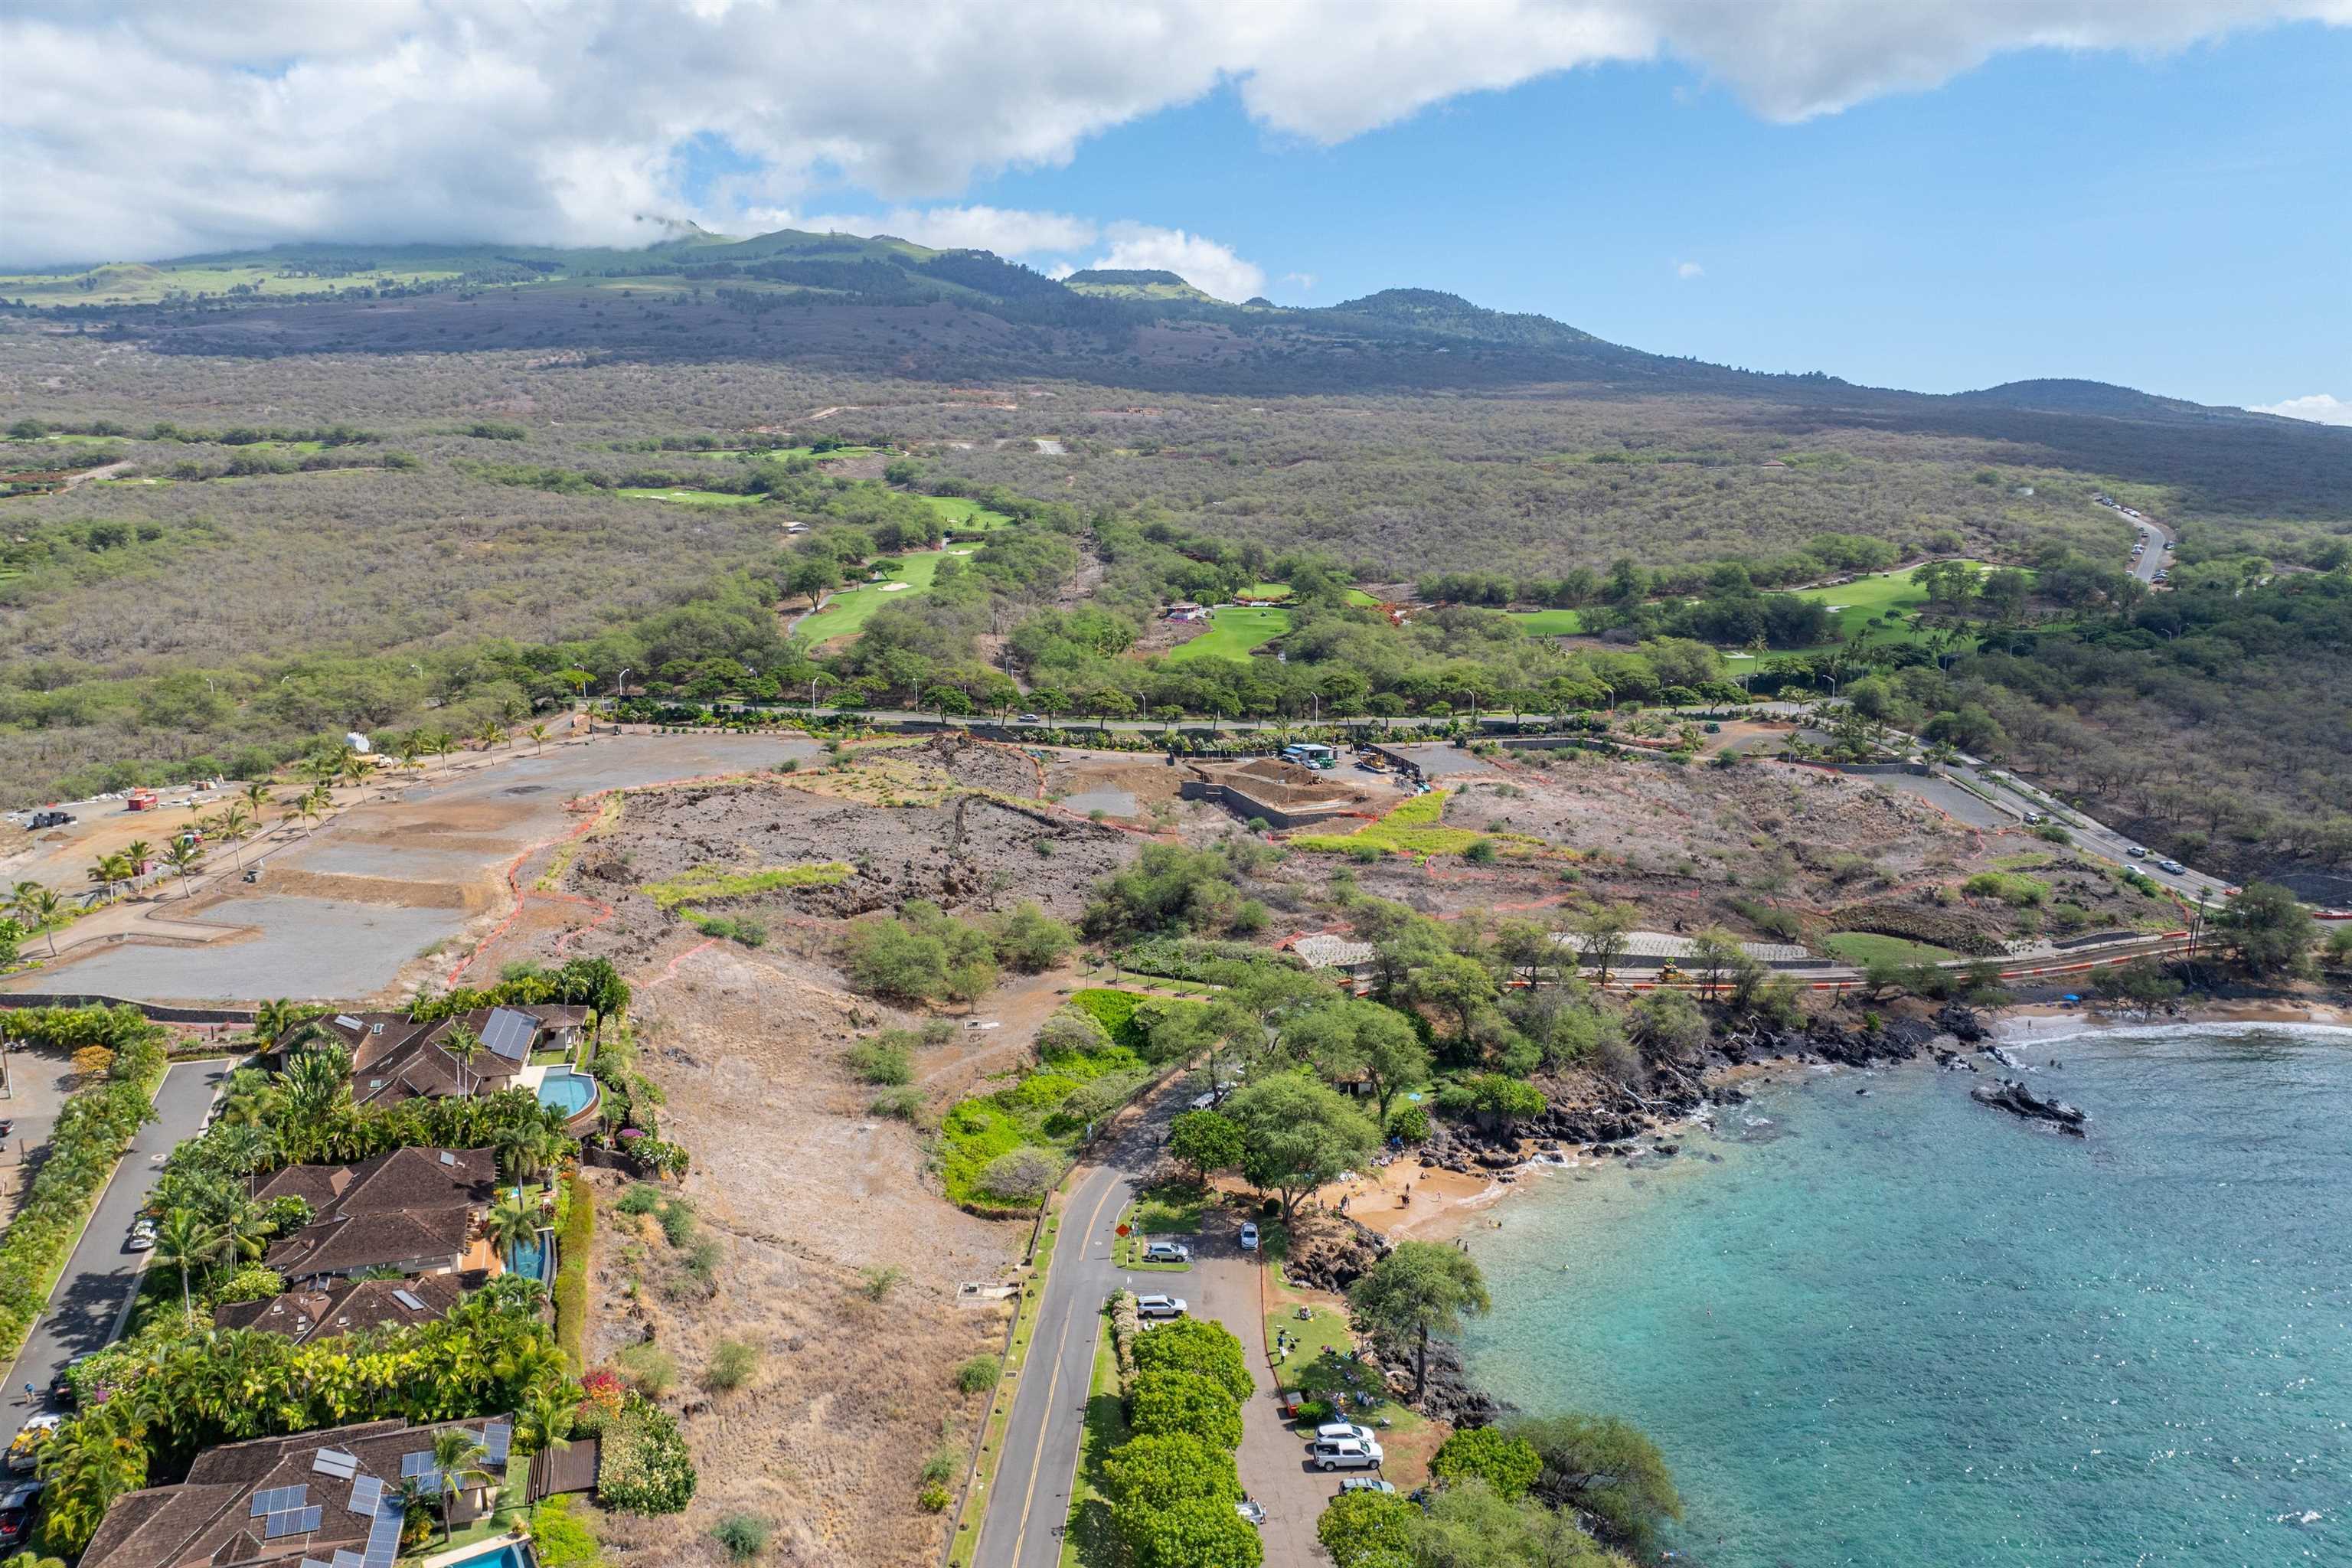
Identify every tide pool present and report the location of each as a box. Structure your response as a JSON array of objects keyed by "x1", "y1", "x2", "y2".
[{"x1": 1461, "y1": 1027, "x2": 2352, "y2": 1566}]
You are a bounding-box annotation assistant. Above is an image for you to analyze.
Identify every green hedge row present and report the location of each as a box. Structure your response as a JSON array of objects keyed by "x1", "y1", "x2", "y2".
[{"x1": 553, "y1": 1173, "x2": 595, "y2": 1371}]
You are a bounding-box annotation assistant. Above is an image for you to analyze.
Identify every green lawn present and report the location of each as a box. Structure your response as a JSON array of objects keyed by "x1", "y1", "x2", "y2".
[
  {"x1": 1266, "y1": 1299, "x2": 1426, "y2": 1438},
  {"x1": 1110, "y1": 1187, "x2": 1206, "y2": 1270},
  {"x1": 1824, "y1": 932, "x2": 1960, "y2": 967},
  {"x1": 1165, "y1": 605, "x2": 1292, "y2": 663},
  {"x1": 616, "y1": 485, "x2": 767, "y2": 506},
  {"x1": 793, "y1": 547, "x2": 961, "y2": 644},
  {"x1": 1238, "y1": 581, "x2": 1380, "y2": 606},
  {"x1": 1503, "y1": 608, "x2": 1586, "y2": 635},
  {"x1": 921, "y1": 494, "x2": 1017, "y2": 531},
  {"x1": 1774, "y1": 560, "x2": 2024, "y2": 655},
  {"x1": 1060, "y1": 1310, "x2": 1130, "y2": 1568}
]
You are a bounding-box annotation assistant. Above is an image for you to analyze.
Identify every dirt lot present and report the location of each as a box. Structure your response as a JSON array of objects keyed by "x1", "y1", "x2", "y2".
[
  {"x1": 588, "y1": 942, "x2": 1021, "y2": 1568},
  {"x1": 1270, "y1": 751, "x2": 2168, "y2": 952}
]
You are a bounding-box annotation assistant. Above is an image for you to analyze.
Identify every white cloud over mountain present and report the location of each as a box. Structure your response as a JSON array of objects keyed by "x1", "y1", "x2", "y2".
[
  {"x1": 3, "y1": 1, "x2": 2346, "y2": 265},
  {"x1": 2248, "y1": 393, "x2": 2352, "y2": 426}
]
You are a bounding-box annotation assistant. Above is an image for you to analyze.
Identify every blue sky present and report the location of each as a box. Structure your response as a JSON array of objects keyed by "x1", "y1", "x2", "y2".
[{"x1": 777, "y1": 24, "x2": 2350, "y2": 410}]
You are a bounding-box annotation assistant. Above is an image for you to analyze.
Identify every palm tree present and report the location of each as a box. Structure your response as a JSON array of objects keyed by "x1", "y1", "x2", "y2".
[
  {"x1": 397, "y1": 733, "x2": 426, "y2": 772},
  {"x1": 441, "y1": 1023, "x2": 485, "y2": 1097},
  {"x1": 162, "y1": 838, "x2": 207, "y2": 898},
  {"x1": 240, "y1": 779, "x2": 273, "y2": 815},
  {"x1": 85, "y1": 854, "x2": 129, "y2": 901},
  {"x1": 279, "y1": 1045, "x2": 351, "y2": 1119},
  {"x1": 339, "y1": 750, "x2": 375, "y2": 786},
  {"x1": 427, "y1": 1429, "x2": 495, "y2": 1543},
  {"x1": 387, "y1": 1476, "x2": 434, "y2": 1549},
  {"x1": 475, "y1": 719, "x2": 505, "y2": 752},
  {"x1": 14, "y1": 884, "x2": 65, "y2": 957},
  {"x1": 529, "y1": 722, "x2": 549, "y2": 753},
  {"x1": 34, "y1": 1406, "x2": 151, "y2": 1549},
  {"x1": 212, "y1": 803, "x2": 254, "y2": 871},
  {"x1": 152, "y1": 1210, "x2": 227, "y2": 1319},
  {"x1": 492, "y1": 1120, "x2": 550, "y2": 1186},
  {"x1": 481, "y1": 1195, "x2": 541, "y2": 1268},
  {"x1": 514, "y1": 1383, "x2": 575, "y2": 1460}
]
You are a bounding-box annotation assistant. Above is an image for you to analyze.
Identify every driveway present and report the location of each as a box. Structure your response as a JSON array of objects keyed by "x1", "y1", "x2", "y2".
[
  {"x1": 2, "y1": 1047, "x2": 80, "y2": 1225},
  {"x1": 3, "y1": 1059, "x2": 230, "y2": 1413}
]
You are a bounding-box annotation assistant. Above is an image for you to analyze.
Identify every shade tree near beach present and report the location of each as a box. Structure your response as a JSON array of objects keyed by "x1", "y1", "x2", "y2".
[
  {"x1": 1217, "y1": 1071, "x2": 1380, "y2": 1223},
  {"x1": 1507, "y1": 1413, "x2": 1684, "y2": 1559},
  {"x1": 2212, "y1": 881, "x2": 2318, "y2": 977},
  {"x1": 1348, "y1": 1240, "x2": 1493, "y2": 1403}
]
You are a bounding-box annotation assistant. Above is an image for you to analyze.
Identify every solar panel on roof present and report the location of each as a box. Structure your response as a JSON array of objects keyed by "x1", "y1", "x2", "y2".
[
  {"x1": 312, "y1": 1448, "x2": 359, "y2": 1480},
  {"x1": 333, "y1": 1015, "x2": 363, "y2": 1031},
  {"x1": 332, "y1": 1549, "x2": 365, "y2": 1568},
  {"x1": 391, "y1": 1289, "x2": 427, "y2": 1311},
  {"x1": 303, "y1": 1557, "x2": 334, "y2": 1568},
  {"x1": 481, "y1": 1419, "x2": 511, "y2": 1466},
  {"x1": 263, "y1": 1504, "x2": 322, "y2": 1539},
  {"x1": 363, "y1": 1499, "x2": 404, "y2": 1568},
  {"x1": 481, "y1": 1008, "x2": 537, "y2": 1062},
  {"x1": 437, "y1": 1152, "x2": 457, "y2": 1166},
  {"x1": 346, "y1": 1476, "x2": 383, "y2": 1517},
  {"x1": 251, "y1": 1485, "x2": 307, "y2": 1517}
]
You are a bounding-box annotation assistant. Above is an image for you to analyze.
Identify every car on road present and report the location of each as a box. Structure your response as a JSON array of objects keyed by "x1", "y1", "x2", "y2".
[
  {"x1": 127, "y1": 1218, "x2": 157, "y2": 1252},
  {"x1": 1311, "y1": 1436, "x2": 1384, "y2": 1471},
  {"x1": 1018, "y1": 713, "x2": 1043, "y2": 724},
  {"x1": 1134, "y1": 1294, "x2": 1187, "y2": 1318},
  {"x1": 1239, "y1": 1222, "x2": 1259, "y2": 1251},
  {"x1": 1141, "y1": 1240, "x2": 1191, "y2": 1263},
  {"x1": 1187, "y1": 1090, "x2": 1219, "y2": 1110},
  {"x1": 47, "y1": 1354, "x2": 95, "y2": 1409},
  {"x1": 1234, "y1": 1497, "x2": 1266, "y2": 1527},
  {"x1": 2160, "y1": 860, "x2": 2187, "y2": 874},
  {"x1": 1338, "y1": 1478, "x2": 1397, "y2": 1496},
  {"x1": 2126, "y1": 846, "x2": 2149, "y2": 858},
  {"x1": 0, "y1": 1480, "x2": 44, "y2": 1550}
]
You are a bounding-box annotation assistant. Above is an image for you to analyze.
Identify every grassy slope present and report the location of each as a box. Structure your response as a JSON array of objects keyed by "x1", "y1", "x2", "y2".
[
  {"x1": 1164, "y1": 606, "x2": 1292, "y2": 663},
  {"x1": 792, "y1": 547, "x2": 964, "y2": 643},
  {"x1": 922, "y1": 495, "x2": 1016, "y2": 530}
]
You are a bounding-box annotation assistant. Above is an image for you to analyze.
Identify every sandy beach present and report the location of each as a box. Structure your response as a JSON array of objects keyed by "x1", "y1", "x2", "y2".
[{"x1": 1994, "y1": 995, "x2": 2352, "y2": 1044}]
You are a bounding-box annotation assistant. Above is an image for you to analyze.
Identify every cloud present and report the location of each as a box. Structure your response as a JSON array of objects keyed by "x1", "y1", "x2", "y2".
[
  {"x1": 1282, "y1": 272, "x2": 1318, "y2": 292},
  {"x1": 1084, "y1": 224, "x2": 1266, "y2": 301},
  {"x1": 1674, "y1": 260, "x2": 1704, "y2": 279},
  {"x1": 3, "y1": 2, "x2": 2347, "y2": 265},
  {"x1": 2247, "y1": 393, "x2": 2352, "y2": 426}
]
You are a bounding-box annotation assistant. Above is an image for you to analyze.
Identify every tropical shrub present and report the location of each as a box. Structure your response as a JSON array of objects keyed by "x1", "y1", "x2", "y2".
[{"x1": 590, "y1": 1393, "x2": 698, "y2": 1514}]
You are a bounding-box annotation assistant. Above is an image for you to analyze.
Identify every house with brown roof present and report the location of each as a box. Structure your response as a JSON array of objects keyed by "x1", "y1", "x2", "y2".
[
  {"x1": 308, "y1": 1006, "x2": 587, "y2": 1108},
  {"x1": 213, "y1": 1273, "x2": 465, "y2": 1345},
  {"x1": 78, "y1": 1416, "x2": 518, "y2": 1568},
  {"x1": 259, "y1": 1149, "x2": 500, "y2": 1283}
]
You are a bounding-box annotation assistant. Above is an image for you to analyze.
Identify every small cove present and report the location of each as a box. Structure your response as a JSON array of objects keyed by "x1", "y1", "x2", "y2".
[{"x1": 1461, "y1": 1026, "x2": 2352, "y2": 1566}]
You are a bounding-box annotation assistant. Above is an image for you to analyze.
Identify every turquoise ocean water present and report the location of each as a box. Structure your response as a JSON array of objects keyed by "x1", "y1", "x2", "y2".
[{"x1": 1460, "y1": 1026, "x2": 2352, "y2": 1567}]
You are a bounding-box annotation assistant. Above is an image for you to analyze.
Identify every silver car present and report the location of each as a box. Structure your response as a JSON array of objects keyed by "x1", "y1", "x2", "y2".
[
  {"x1": 1134, "y1": 1294, "x2": 1187, "y2": 1319},
  {"x1": 1141, "y1": 1240, "x2": 1191, "y2": 1263}
]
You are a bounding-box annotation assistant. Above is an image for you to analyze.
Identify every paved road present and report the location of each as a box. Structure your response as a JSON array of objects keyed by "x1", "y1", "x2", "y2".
[
  {"x1": 3, "y1": 1060, "x2": 229, "y2": 1414},
  {"x1": 1196, "y1": 1240, "x2": 1330, "y2": 1566},
  {"x1": 972, "y1": 1093, "x2": 1175, "y2": 1568},
  {"x1": 2118, "y1": 508, "x2": 2174, "y2": 584}
]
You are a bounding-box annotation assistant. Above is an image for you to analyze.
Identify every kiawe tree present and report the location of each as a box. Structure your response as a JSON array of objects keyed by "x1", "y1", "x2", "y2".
[
  {"x1": 1217, "y1": 1072, "x2": 1379, "y2": 1224},
  {"x1": 1348, "y1": 1238, "x2": 1493, "y2": 1402}
]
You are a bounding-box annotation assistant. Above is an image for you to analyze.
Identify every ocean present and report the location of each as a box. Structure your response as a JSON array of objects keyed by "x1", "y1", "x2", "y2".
[{"x1": 1459, "y1": 1025, "x2": 2352, "y2": 1567}]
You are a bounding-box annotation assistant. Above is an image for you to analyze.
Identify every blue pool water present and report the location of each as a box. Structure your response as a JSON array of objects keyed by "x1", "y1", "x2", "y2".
[
  {"x1": 445, "y1": 1544, "x2": 531, "y2": 1568},
  {"x1": 535, "y1": 1068, "x2": 597, "y2": 1118},
  {"x1": 1460, "y1": 1026, "x2": 2352, "y2": 1566}
]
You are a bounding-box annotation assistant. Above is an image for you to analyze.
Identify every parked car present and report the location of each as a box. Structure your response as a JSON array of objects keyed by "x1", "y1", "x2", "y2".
[
  {"x1": 2160, "y1": 860, "x2": 2187, "y2": 874},
  {"x1": 1338, "y1": 1477, "x2": 1397, "y2": 1496},
  {"x1": 1134, "y1": 1294, "x2": 1187, "y2": 1319},
  {"x1": 1187, "y1": 1090, "x2": 1219, "y2": 1111},
  {"x1": 127, "y1": 1219, "x2": 157, "y2": 1253},
  {"x1": 1018, "y1": 713, "x2": 1043, "y2": 724},
  {"x1": 6, "y1": 1416, "x2": 60, "y2": 1476},
  {"x1": 1316, "y1": 1420, "x2": 1377, "y2": 1445},
  {"x1": 1311, "y1": 1437, "x2": 1383, "y2": 1471},
  {"x1": 1141, "y1": 1240, "x2": 1191, "y2": 1263},
  {"x1": 1239, "y1": 1222, "x2": 1259, "y2": 1251},
  {"x1": 1234, "y1": 1498, "x2": 1266, "y2": 1527},
  {"x1": 28, "y1": 810, "x2": 74, "y2": 829},
  {"x1": 0, "y1": 1480, "x2": 43, "y2": 1549}
]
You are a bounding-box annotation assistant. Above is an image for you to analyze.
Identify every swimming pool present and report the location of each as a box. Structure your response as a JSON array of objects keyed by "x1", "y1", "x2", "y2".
[
  {"x1": 535, "y1": 1069, "x2": 598, "y2": 1119},
  {"x1": 442, "y1": 1542, "x2": 534, "y2": 1568}
]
